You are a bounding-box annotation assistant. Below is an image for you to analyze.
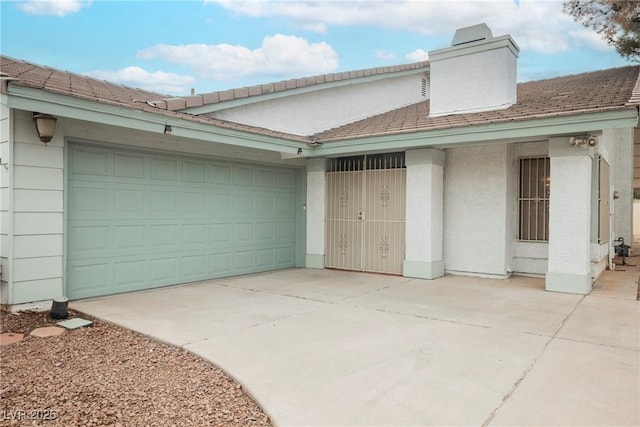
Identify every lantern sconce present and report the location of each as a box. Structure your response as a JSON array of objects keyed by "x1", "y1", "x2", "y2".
[{"x1": 33, "y1": 113, "x2": 57, "y2": 145}]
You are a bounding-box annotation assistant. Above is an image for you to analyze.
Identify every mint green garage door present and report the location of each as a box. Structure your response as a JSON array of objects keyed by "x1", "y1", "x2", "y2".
[{"x1": 67, "y1": 143, "x2": 300, "y2": 299}]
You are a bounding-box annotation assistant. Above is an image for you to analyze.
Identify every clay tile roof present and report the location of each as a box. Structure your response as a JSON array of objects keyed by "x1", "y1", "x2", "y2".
[
  {"x1": 153, "y1": 61, "x2": 430, "y2": 111},
  {"x1": 2, "y1": 55, "x2": 638, "y2": 147},
  {"x1": 0, "y1": 55, "x2": 309, "y2": 143},
  {"x1": 0, "y1": 56, "x2": 166, "y2": 109},
  {"x1": 312, "y1": 65, "x2": 640, "y2": 142}
]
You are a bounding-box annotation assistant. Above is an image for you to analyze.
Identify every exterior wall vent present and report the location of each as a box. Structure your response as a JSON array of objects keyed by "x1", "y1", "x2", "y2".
[{"x1": 421, "y1": 78, "x2": 427, "y2": 97}]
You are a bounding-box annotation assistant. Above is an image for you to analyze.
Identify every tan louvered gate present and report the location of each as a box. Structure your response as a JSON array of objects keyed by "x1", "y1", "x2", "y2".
[{"x1": 325, "y1": 153, "x2": 406, "y2": 274}]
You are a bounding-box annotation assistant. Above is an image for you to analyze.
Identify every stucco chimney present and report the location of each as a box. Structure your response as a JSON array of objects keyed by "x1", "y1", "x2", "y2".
[{"x1": 428, "y1": 23, "x2": 519, "y2": 117}]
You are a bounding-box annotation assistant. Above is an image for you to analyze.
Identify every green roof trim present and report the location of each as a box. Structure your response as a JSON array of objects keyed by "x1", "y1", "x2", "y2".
[
  {"x1": 306, "y1": 108, "x2": 639, "y2": 157},
  {"x1": 7, "y1": 85, "x2": 305, "y2": 155}
]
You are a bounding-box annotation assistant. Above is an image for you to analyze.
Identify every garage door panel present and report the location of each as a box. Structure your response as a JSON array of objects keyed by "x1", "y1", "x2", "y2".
[
  {"x1": 115, "y1": 153, "x2": 146, "y2": 179},
  {"x1": 68, "y1": 143, "x2": 298, "y2": 299},
  {"x1": 210, "y1": 252, "x2": 232, "y2": 273},
  {"x1": 114, "y1": 225, "x2": 146, "y2": 250},
  {"x1": 210, "y1": 164, "x2": 232, "y2": 185},
  {"x1": 150, "y1": 157, "x2": 178, "y2": 181},
  {"x1": 210, "y1": 223, "x2": 232, "y2": 242},
  {"x1": 276, "y1": 171, "x2": 295, "y2": 189},
  {"x1": 69, "y1": 185, "x2": 110, "y2": 217},
  {"x1": 257, "y1": 222, "x2": 275, "y2": 240},
  {"x1": 276, "y1": 194, "x2": 295, "y2": 216},
  {"x1": 183, "y1": 192, "x2": 207, "y2": 215},
  {"x1": 257, "y1": 248, "x2": 275, "y2": 268},
  {"x1": 182, "y1": 161, "x2": 207, "y2": 183},
  {"x1": 256, "y1": 170, "x2": 275, "y2": 187},
  {"x1": 150, "y1": 190, "x2": 179, "y2": 217},
  {"x1": 182, "y1": 255, "x2": 207, "y2": 280},
  {"x1": 234, "y1": 167, "x2": 255, "y2": 186},
  {"x1": 71, "y1": 147, "x2": 110, "y2": 176},
  {"x1": 68, "y1": 262, "x2": 111, "y2": 297},
  {"x1": 210, "y1": 193, "x2": 232, "y2": 213},
  {"x1": 113, "y1": 260, "x2": 146, "y2": 288},
  {"x1": 149, "y1": 224, "x2": 178, "y2": 248},
  {"x1": 235, "y1": 223, "x2": 255, "y2": 241},
  {"x1": 114, "y1": 188, "x2": 146, "y2": 215},
  {"x1": 234, "y1": 194, "x2": 254, "y2": 216},
  {"x1": 182, "y1": 224, "x2": 207, "y2": 247},
  {"x1": 256, "y1": 194, "x2": 275, "y2": 214},
  {"x1": 149, "y1": 257, "x2": 178, "y2": 282},
  {"x1": 234, "y1": 250, "x2": 254, "y2": 270},
  {"x1": 276, "y1": 247, "x2": 295, "y2": 266}
]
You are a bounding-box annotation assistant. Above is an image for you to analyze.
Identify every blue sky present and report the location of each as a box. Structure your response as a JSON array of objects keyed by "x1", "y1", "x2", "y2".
[{"x1": 0, "y1": 0, "x2": 633, "y2": 96}]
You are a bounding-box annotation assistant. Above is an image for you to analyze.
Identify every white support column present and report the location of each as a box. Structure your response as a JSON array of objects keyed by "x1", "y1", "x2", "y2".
[
  {"x1": 305, "y1": 158, "x2": 327, "y2": 269},
  {"x1": 403, "y1": 148, "x2": 445, "y2": 279},
  {"x1": 546, "y1": 138, "x2": 593, "y2": 294}
]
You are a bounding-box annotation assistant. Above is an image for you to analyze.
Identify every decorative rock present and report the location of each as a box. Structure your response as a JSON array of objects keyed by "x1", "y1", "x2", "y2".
[
  {"x1": 0, "y1": 332, "x2": 24, "y2": 345},
  {"x1": 30, "y1": 326, "x2": 66, "y2": 338},
  {"x1": 57, "y1": 318, "x2": 93, "y2": 330}
]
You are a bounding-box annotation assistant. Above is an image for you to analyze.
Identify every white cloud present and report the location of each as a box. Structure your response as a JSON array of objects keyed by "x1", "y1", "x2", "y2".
[
  {"x1": 569, "y1": 29, "x2": 611, "y2": 51},
  {"x1": 206, "y1": 0, "x2": 597, "y2": 55},
  {"x1": 406, "y1": 49, "x2": 429, "y2": 62},
  {"x1": 137, "y1": 34, "x2": 338, "y2": 80},
  {"x1": 375, "y1": 50, "x2": 396, "y2": 60},
  {"x1": 86, "y1": 67, "x2": 196, "y2": 95},
  {"x1": 17, "y1": 0, "x2": 91, "y2": 17}
]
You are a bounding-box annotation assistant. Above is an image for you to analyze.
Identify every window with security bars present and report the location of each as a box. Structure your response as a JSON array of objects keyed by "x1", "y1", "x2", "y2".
[{"x1": 519, "y1": 157, "x2": 550, "y2": 241}]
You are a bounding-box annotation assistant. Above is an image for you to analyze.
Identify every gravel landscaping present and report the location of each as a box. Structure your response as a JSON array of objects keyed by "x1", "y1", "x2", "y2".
[{"x1": 0, "y1": 308, "x2": 271, "y2": 426}]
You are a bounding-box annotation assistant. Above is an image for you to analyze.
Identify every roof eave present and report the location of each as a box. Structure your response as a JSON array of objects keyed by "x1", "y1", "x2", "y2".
[
  {"x1": 305, "y1": 107, "x2": 639, "y2": 157},
  {"x1": 6, "y1": 84, "x2": 308, "y2": 155}
]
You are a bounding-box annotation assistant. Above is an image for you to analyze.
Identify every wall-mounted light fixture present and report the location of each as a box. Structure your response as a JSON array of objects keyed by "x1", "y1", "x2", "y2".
[
  {"x1": 164, "y1": 124, "x2": 172, "y2": 135},
  {"x1": 33, "y1": 113, "x2": 57, "y2": 144},
  {"x1": 297, "y1": 147, "x2": 303, "y2": 155},
  {"x1": 568, "y1": 135, "x2": 599, "y2": 149}
]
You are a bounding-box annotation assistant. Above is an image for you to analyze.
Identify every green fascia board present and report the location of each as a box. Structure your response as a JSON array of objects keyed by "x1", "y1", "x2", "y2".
[
  {"x1": 6, "y1": 85, "x2": 305, "y2": 154},
  {"x1": 181, "y1": 67, "x2": 429, "y2": 115},
  {"x1": 306, "y1": 108, "x2": 639, "y2": 157}
]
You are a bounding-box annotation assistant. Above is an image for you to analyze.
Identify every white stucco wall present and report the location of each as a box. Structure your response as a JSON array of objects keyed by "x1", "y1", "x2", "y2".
[
  {"x1": 546, "y1": 138, "x2": 593, "y2": 294},
  {"x1": 404, "y1": 148, "x2": 444, "y2": 278},
  {"x1": 212, "y1": 73, "x2": 427, "y2": 136},
  {"x1": 10, "y1": 109, "x2": 65, "y2": 304},
  {"x1": 609, "y1": 128, "x2": 634, "y2": 245},
  {"x1": 443, "y1": 143, "x2": 509, "y2": 277}
]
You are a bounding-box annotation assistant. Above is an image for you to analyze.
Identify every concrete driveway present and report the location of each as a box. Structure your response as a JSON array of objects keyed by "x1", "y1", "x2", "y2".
[{"x1": 72, "y1": 268, "x2": 640, "y2": 426}]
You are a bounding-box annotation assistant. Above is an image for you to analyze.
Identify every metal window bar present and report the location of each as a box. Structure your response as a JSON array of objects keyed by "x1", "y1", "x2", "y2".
[{"x1": 519, "y1": 157, "x2": 550, "y2": 241}]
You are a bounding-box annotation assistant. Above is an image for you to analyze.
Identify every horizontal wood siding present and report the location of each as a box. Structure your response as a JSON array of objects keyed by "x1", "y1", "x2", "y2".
[{"x1": 10, "y1": 110, "x2": 64, "y2": 303}]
